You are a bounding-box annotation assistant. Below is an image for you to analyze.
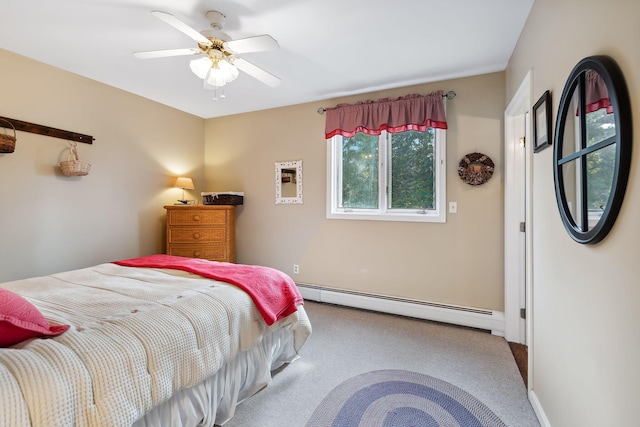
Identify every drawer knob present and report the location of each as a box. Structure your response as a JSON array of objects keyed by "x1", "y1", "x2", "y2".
[
  {"x1": 194, "y1": 251, "x2": 201, "y2": 258},
  {"x1": 193, "y1": 233, "x2": 200, "y2": 240},
  {"x1": 192, "y1": 215, "x2": 200, "y2": 221}
]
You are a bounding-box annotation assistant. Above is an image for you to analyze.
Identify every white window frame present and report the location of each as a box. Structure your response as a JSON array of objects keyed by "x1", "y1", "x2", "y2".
[{"x1": 326, "y1": 129, "x2": 447, "y2": 222}]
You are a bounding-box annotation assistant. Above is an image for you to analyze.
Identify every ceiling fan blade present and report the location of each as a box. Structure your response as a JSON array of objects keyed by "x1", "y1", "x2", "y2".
[
  {"x1": 134, "y1": 48, "x2": 202, "y2": 59},
  {"x1": 233, "y1": 57, "x2": 281, "y2": 87},
  {"x1": 224, "y1": 35, "x2": 279, "y2": 54},
  {"x1": 151, "y1": 10, "x2": 212, "y2": 46}
]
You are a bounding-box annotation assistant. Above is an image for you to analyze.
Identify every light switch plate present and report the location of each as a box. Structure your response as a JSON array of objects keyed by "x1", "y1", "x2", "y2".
[{"x1": 449, "y1": 202, "x2": 457, "y2": 213}]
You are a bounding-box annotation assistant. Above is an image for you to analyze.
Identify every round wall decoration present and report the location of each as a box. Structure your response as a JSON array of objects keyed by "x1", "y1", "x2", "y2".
[
  {"x1": 458, "y1": 152, "x2": 494, "y2": 185},
  {"x1": 553, "y1": 55, "x2": 631, "y2": 244}
]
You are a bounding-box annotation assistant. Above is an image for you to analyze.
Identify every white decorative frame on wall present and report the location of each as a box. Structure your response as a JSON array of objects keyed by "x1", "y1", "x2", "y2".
[{"x1": 275, "y1": 160, "x2": 303, "y2": 204}]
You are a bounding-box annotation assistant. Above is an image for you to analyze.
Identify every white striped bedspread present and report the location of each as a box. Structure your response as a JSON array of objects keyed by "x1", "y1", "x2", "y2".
[{"x1": 0, "y1": 263, "x2": 311, "y2": 426}]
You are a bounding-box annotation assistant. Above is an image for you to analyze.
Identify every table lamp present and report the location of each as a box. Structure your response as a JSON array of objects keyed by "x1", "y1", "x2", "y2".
[{"x1": 174, "y1": 177, "x2": 195, "y2": 204}]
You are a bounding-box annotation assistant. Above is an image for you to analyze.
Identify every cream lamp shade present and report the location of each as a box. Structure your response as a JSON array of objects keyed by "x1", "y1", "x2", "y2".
[
  {"x1": 174, "y1": 177, "x2": 195, "y2": 204},
  {"x1": 174, "y1": 177, "x2": 195, "y2": 190}
]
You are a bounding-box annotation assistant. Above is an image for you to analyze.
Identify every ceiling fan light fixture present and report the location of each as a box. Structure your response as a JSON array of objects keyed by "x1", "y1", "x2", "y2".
[
  {"x1": 189, "y1": 56, "x2": 212, "y2": 79},
  {"x1": 204, "y1": 57, "x2": 239, "y2": 88},
  {"x1": 137, "y1": 10, "x2": 280, "y2": 93}
]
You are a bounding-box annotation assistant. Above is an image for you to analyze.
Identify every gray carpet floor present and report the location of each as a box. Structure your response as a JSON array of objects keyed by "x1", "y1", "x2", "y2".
[{"x1": 222, "y1": 301, "x2": 540, "y2": 427}]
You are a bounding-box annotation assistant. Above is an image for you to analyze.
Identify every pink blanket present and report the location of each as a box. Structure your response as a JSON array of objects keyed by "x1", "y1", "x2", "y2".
[{"x1": 113, "y1": 255, "x2": 303, "y2": 326}]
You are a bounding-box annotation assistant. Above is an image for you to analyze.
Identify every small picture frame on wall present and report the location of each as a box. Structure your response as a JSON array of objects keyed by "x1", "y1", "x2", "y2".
[{"x1": 533, "y1": 90, "x2": 552, "y2": 153}]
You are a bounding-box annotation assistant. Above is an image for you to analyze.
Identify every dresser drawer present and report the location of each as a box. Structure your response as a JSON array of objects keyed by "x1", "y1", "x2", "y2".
[
  {"x1": 167, "y1": 244, "x2": 229, "y2": 261},
  {"x1": 167, "y1": 227, "x2": 226, "y2": 244},
  {"x1": 167, "y1": 209, "x2": 228, "y2": 226}
]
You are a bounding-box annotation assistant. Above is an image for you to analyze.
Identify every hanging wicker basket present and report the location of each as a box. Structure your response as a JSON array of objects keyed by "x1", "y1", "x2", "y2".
[
  {"x1": 0, "y1": 118, "x2": 17, "y2": 153},
  {"x1": 60, "y1": 144, "x2": 91, "y2": 176}
]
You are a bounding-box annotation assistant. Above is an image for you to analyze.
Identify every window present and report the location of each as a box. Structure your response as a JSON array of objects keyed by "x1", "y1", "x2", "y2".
[{"x1": 327, "y1": 128, "x2": 446, "y2": 222}]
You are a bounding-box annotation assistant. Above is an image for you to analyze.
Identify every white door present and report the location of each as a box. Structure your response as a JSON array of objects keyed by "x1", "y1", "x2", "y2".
[{"x1": 504, "y1": 72, "x2": 532, "y2": 345}]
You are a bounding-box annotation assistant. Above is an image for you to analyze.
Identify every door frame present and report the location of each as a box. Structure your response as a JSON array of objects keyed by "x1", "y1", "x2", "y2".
[{"x1": 504, "y1": 71, "x2": 533, "y2": 349}]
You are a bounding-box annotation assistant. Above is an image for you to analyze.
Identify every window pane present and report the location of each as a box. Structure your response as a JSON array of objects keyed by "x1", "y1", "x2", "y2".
[
  {"x1": 562, "y1": 158, "x2": 583, "y2": 230},
  {"x1": 586, "y1": 144, "x2": 615, "y2": 229},
  {"x1": 562, "y1": 89, "x2": 581, "y2": 158},
  {"x1": 341, "y1": 133, "x2": 378, "y2": 208},
  {"x1": 586, "y1": 107, "x2": 616, "y2": 148},
  {"x1": 389, "y1": 129, "x2": 435, "y2": 209}
]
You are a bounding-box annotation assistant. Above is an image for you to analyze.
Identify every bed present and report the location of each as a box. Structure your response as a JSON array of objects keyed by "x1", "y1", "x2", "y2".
[{"x1": 0, "y1": 255, "x2": 311, "y2": 426}]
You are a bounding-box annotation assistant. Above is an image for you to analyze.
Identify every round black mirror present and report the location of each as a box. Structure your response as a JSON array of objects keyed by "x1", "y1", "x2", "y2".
[{"x1": 554, "y1": 55, "x2": 632, "y2": 244}]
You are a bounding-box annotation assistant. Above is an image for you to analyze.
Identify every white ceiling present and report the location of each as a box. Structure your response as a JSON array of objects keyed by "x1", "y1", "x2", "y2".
[{"x1": 0, "y1": 0, "x2": 534, "y2": 119}]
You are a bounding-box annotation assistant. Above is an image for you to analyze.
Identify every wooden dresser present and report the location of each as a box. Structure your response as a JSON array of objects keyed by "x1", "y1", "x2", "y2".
[{"x1": 164, "y1": 205, "x2": 236, "y2": 263}]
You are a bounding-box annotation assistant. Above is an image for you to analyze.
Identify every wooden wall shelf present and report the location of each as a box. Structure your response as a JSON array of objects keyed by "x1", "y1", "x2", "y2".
[{"x1": 0, "y1": 116, "x2": 94, "y2": 144}]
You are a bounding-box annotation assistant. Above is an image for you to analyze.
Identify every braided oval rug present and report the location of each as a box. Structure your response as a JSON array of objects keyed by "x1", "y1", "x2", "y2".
[{"x1": 305, "y1": 370, "x2": 506, "y2": 427}]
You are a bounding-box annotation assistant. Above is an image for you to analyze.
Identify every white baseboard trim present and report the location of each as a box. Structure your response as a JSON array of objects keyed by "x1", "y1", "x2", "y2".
[
  {"x1": 297, "y1": 283, "x2": 505, "y2": 336},
  {"x1": 529, "y1": 390, "x2": 551, "y2": 427}
]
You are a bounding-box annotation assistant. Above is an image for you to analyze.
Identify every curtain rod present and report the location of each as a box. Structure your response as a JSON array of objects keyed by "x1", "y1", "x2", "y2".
[{"x1": 316, "y1": 90, "x2": 456, "y2": 115}]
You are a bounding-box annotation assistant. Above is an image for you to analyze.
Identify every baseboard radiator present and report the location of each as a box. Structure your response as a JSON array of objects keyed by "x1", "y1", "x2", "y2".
[{"x1": 297, "y1": 283, "x2": 505, "y2": 336}]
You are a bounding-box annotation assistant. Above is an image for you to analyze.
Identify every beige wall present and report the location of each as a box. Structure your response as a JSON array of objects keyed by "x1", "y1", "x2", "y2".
[
  {"x1": 0, "y1": 49, "x2": 205, "y2": 282},
  {"x1": 506, "y1": 0, "x2": 640, "y2": 425},
  {"x1": 205, "y1": 72, "x2": 506, "y2": 311}
]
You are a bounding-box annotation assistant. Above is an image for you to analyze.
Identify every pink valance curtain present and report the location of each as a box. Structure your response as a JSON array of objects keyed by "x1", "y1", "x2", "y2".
[
  {"x1": 324, "y1": 90, "x2": 448, "y2": 139},
  {"x1": 585, "y1": 70, "x2": 612, "y2": 114}
]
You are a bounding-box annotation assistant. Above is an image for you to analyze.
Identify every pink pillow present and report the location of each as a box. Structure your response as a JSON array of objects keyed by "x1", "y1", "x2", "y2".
[{"x1": 0, "y1": 288, "x2": 70, "y2": 347}]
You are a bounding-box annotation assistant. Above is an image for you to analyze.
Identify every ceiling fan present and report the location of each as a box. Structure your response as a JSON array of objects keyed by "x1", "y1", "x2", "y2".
[{"x1": 134, "y1": 10, "x2": 281, "y2": 96}]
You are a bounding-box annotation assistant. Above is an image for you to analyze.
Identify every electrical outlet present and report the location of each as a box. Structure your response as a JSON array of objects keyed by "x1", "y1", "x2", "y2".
[
  {"x1": 449, "y1": 202, "x2": 458, "y2": 213},
  {"x1": 293, "y1": 264, "x2": 299, "y2": 274}
]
